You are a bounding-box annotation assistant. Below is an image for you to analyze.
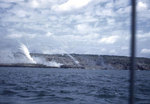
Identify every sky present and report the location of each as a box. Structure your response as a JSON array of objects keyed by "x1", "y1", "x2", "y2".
[{"x1": 0, "y1": 0, "x2": 150, "y2": 58}]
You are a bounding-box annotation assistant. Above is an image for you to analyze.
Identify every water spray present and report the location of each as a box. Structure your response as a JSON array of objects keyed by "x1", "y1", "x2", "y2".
[{"x1": 20, "y1": 43, "x2": 36, "y2": 64}]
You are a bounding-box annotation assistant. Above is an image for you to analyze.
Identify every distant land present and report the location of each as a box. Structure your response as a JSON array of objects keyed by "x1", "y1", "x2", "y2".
[{"x1": 0, "y1": 53, "x2": 150, "y2": 70}]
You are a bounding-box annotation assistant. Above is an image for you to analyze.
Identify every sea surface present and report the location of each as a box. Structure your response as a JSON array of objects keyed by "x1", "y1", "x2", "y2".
[{"x1": 0, "y1": 67, "x2": 150, "y2": 104}]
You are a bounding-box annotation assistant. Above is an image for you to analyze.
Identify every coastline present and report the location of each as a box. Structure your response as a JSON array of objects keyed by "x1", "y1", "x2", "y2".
[{"x1": 0, "y1": 53, "x2": 150, "y2": 70}]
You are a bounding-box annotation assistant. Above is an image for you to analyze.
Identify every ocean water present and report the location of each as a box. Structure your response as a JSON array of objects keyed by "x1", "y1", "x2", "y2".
[{"x1": 0, "y1": 67, "x2": 149, "y2": 104}]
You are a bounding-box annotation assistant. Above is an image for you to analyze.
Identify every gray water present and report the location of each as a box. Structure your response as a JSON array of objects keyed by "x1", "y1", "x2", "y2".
[{"x1": 0, "y1": 67, "x2": 149, "y2": 104}]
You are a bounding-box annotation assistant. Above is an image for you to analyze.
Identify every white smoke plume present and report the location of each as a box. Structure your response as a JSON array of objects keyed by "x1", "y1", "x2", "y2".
[
  {"x1": 33, "y1": 57, "x2": 62, "y2": 67},
  {"x1": 67, "y1": 54, "x2": 80, "y2": 65},
  {"x1": 20, "y1": 43, "x2": 36, "y2": 64}
]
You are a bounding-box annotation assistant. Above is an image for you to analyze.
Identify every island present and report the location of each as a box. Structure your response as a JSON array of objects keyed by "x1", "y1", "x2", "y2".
[{"x1": 0, "y1": 53, "x2": 150, "y2": 70}]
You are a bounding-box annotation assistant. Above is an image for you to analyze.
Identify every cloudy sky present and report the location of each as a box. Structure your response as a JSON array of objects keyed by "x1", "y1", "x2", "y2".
[{"x1": 0, "y1": 0, "x2": 150, "y2": 58}]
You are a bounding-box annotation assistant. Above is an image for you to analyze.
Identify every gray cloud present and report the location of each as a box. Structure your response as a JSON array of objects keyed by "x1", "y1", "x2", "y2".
[{"x1": 0, "y1": 0, "x2": 150, "y2": 58}]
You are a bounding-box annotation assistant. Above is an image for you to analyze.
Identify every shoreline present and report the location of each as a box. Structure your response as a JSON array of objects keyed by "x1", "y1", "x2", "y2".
[
  {"x1": 0, "y1": 63, "x2": 84, "y2": 69},
  {"x1": 1, "y1": 54, "x2": 150, "y2": 70}
]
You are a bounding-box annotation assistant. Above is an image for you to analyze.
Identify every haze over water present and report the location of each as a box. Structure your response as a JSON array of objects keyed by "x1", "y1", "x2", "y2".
[{"x1": 0, "y1": 67, "x2": 150, "y2": 104}]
